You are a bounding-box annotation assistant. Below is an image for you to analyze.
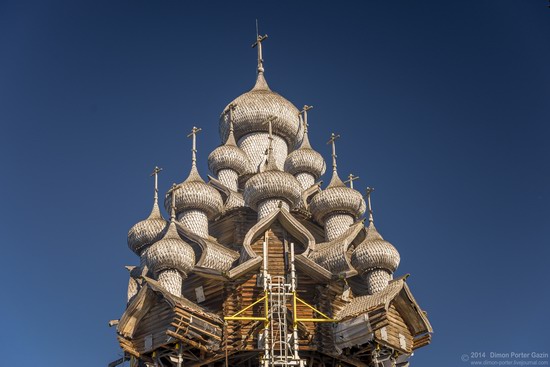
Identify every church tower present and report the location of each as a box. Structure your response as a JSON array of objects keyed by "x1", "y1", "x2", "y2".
[{"x1": 111, "y1": 33, "x2": 432, "y2": 367}]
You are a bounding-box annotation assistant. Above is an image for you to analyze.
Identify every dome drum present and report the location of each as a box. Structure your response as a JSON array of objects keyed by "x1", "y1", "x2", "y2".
[
  {"x1": 294, "y1": 172, "x2": 315, "y2": 191},
  {"x1": 238, "y1": 132, "x2": 288, "y2": 172},
  {"x1": 324, "y1": 213, "x2": 355, "y2": 241},
  {"x1": 363, "y1": 268, "x2": 392, "y2": 295},
  {"x1": 257, "y1": 198, "x2": 290, "y2": 220},
  {"x1": 177, "y1": 209, "x2": 209, "y2": 239},
  {"x1": 157, "y1": 269, "x2": 184, "y2": 297},
  {"x1": 217, "y1": 169, "x2": 239, "y2": 192}
]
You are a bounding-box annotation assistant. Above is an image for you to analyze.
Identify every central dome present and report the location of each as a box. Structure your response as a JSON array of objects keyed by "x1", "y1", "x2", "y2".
[{"x1": 219, "y1": 74, "x2": 303, "y2": 150}]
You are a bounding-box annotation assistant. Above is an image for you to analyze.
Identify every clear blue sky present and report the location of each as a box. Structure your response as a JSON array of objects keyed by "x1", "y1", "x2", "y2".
[{"x1": 0, "y1": 1, "x2": 548, "y2": 366}]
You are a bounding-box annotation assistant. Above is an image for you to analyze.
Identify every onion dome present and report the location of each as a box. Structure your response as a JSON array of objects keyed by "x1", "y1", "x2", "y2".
[
  {"x1": 219, "y1": 35, "x2": 303, "y2": 149},
  {"x1": 147, "y1": 192, "x2": 195, "y2": 277},
  {"x1": 244, "y1": 170, "x2": 302, "y2": 210},
  {"x1": 243, "y1": 122, "x2": 301, "y2": 211},
  {"x1": 127, "y1": 202, "x2": 167, "y2": 256},
  {"x1": 284, "y1": 109, "x2": 326, "y2": 180},
  {"x1": 351, "y1": 188, "x2": 400, "y2": 274},
  {"x1": 127, "y1": 167, "x2": 168, "y2": 256},
  {"x1": 309, "y1": 134, "x2": 366, "y2": 224},
  {"x1": 351, "y1": 223, "x2": 400, "y2": 274},
  {"x1": 166, "y1": 127, "x2": 223, "y2": 219},
  {"x1": 208, "y1": 110, "x2": 252, "y2": 176}
]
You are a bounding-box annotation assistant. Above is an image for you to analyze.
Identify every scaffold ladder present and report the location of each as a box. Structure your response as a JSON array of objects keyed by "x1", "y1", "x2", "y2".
[{"x1": 225, "y1": 233, "x2": 336, "y2": 367}]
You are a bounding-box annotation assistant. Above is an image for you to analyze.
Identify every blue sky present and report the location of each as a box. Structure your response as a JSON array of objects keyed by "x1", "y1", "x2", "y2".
[{"x1": 0, "y1": 1, "x2": 549, "y2": 366}]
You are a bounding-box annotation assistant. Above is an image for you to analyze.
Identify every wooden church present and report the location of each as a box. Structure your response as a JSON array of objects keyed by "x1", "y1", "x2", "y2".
[{"x1": 111, "y1": 33, "x2": 432, "y2": 367}]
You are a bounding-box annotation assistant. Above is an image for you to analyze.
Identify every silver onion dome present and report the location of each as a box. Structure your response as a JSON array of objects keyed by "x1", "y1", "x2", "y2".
[
  {"x1": 208, "y1": 124, "x2": 252, "y2": 176},
  {"x1": 128, "y1": 167, "x2": 168, "y2": 256},
  {"x1": 146, "y1": 221, "x2": 195, "y2": 276},
  {"x1": 166, "y1": 166, "x2": 223, "y2": 220},
  {"x1": 351, "y1": 223, "x2": 400, "y2": 274},
  {"x1": 244, "y1": 169, "x2": 302, "y2": 210},
  {"x1": 309, "y1": 173, "x2": 366, "y2": 224},
  {"x1": 219, "y1": 73, "x2": 303, "y2": 149},
  {"x1": 127, "y1": 201, "x2": 168, "y2": 256},
  {"x1": 243, "y1": 126, "x2": 302, "y2": 211},
  {"x1": 284, "y1": 129, "x2": 326, "y2": 180}
]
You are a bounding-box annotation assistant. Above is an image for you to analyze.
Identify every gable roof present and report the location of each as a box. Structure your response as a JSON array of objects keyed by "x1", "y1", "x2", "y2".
[
  {"x1": 117, "y1": 276, "x2": 223, "y2": 339},
  {"x1": 336, "y1": 277, "x2": 432, "y2": 335}
]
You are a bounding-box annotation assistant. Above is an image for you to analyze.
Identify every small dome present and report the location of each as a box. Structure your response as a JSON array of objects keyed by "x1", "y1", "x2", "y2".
[
  {"x1": 166, "y1": 166, "x2": 223, "y2": 219},
  {"x1": 244, "y1": 170, "x2": 302, "y2": 211},
  {"x1": 351, "y1": 224, "x2": 400, "y2": 274},
  {"x1": 208, "y1": 130, "x2": 252, "y2": 176},
  {"x1": 309, "y1": 174, "x2": 366, "y2": 224},
  {"x1": 146, "y1": 222, "x2": 195, "y2": 276},
  {"x1": 127, "y1": 201, "x2": 168, "y2": 256},
  {"x1": 284, "y1": 132, "x2": 326, "y2": 179},
  {"x1": 219, "y1": 74, "x2": 303, "y2": 149}
]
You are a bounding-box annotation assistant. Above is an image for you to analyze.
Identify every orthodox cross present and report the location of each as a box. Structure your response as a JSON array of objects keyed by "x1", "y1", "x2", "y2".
[
  {"x1": 167, "y1": 183, "x2": 178, "y2": 221},
  {"x1": 227, "y1": 103, "x2": 237, "y2": 133},
  {"x1": 365, "y1": 187, "x2": 375, "y2": 224},
  {"x1": 187, "y1": 126, "x2": 202, "y2": 167},
  {"x1": 150, "y1": 166, "x2": 163, "y2": 201},
  {"x1": 300, "y1": 105, "x2": 313, "y2": 132},
  {"x1": 327, "y1": 133, "x2": 341, "y2": 173},
  {"x1": 345, "y1": 173, "x2": 360, "y2": 189},
  {"x1": 261, "y1": 116, "x2": 277, "y2": 169},
  {"x1": 252, "y1": 34, "x2": 268, "y2": 73},
  {"x1": 263, "y1": 116, "x2": 277, "y2": 150}
]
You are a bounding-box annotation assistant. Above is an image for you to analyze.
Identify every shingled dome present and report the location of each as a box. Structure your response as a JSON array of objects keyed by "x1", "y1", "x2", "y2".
[
  {"x1": 146, "y1": 222, "x2": 195, "y2": 276},
  {"x1": 208, "y1": 128, "x2": 252, "y2": 176},
  {"x1": 127, "y1": 201, "x2": 168, "y2": 256},
  {"x1": 309, "y1": 174, "x2": 366, "y2": 224},
  {"x1": 244, "y1": 169, "x2": 302, "y2": 211},
  {"x1": 219, "y1": 74, "x2": 303, "y2": 149},
  {"x1": 351, "y1": 224, "x2": 400, "y2": 274},
  {"x1": 284, "y1": 130, "x2": 326, "y2": 180},
  {"x1": 166, "y1": 166, "x2": 223, "y2": 220}
]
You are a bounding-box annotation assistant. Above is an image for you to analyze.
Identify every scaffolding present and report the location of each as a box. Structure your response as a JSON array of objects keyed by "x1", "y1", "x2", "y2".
[{"x1": 225, "y1": 234, "x2": 336, "y2": 367}]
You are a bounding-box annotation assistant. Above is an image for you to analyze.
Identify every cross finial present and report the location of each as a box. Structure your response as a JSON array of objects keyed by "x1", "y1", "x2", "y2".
[
  {"x1": 366, "y1": 187, "x2": 375, "y2": 224},
  {"x1": 344, "y1": 173, "x2": 360, "y2": 189},
  {"x1": 227, "y1": 103, "x2": 237, "y2": 134},
  {"x1": 327, "y1": 133, "x2": 341, "y2": 173},
  {"x1": 167, "y1": 183, "x2": 178, "y2": 222},
  {"x1": 300, "y1": 105, "x2": 313, "y2": 133},
  {"x1": 150, "y1": 166, "x2": 163, "y2": 202},
  {"x1": 265, "y1": 116, "x2": 276, "y2": 149},
  {"x1": 261, "y1": 116, "x2": 277, "y2": 170},
  {"x1": 187, "y1": 126, "x2": 202, "y2": 167},
  {"x1": 252, "y1": 29, "x2": 268, "y2": 74}
]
